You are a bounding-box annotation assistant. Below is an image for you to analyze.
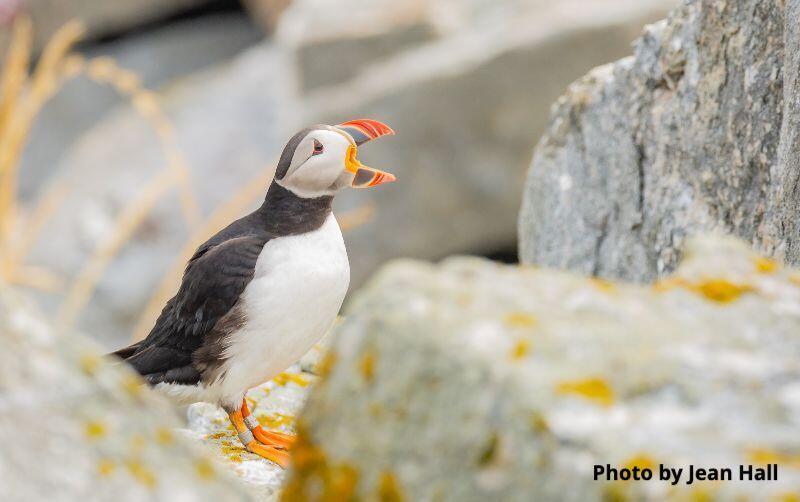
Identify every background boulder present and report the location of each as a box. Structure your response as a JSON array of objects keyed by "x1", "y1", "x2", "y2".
[
  {"x1": 26, "y1": 0, "x2": 676, "y2": 348},
  {"x1": 519, "y1": 0, "x2": 800, "y2": 281},
  {"x1": 287, "y1": 235, "x2": 800, "y2": 500}
]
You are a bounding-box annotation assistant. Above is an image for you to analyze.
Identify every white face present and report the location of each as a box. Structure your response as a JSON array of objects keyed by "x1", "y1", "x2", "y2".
[{"x1": 275, "y1": 128, "x2": 355, "y2": 198}]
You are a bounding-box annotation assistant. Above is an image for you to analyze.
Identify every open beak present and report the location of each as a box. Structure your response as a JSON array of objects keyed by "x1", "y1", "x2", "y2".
[{"x1": 337, "y1": 119, "x2": 396, "y2": 188}]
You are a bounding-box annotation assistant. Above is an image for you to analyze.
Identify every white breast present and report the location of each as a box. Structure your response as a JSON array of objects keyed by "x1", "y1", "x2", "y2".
[{"x1": 216, "y1": 214, "x2": 349, "y2": 403}]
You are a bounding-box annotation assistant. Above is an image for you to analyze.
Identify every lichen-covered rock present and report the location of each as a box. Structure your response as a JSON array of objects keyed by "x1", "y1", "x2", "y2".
[
  {"x1": 519, "y1": 0, "x2": 800, "y2": 281},
  {"x1": 286, "y1": 235, "x2": 800, "y2": 501},
  {"x1": 0, "y1": 287, "x2": 250, "y2": 500},
  {"x1": 185, "y1": 366, "x2": 316, "y2": 501}
]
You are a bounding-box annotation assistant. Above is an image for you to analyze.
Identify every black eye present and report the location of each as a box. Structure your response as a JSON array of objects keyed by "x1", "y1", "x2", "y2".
[{"x1": 312, "y1": 139, "x2": 324, "y2": 155}]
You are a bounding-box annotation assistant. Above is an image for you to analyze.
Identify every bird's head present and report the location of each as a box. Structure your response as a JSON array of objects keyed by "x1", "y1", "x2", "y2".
[{"x1": 273, "y1": 119, "x2": 396, "y2": 198}]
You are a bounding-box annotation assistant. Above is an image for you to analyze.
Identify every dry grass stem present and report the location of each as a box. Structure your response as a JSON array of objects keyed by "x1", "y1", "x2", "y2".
[{"x1": 57, "y1": 169, "x2": 183, "y2": 329}]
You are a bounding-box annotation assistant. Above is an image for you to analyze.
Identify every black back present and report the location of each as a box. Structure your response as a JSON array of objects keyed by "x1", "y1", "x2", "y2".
[{"x1": 112, "y1": 181, "x2": 332, "y2": 386}]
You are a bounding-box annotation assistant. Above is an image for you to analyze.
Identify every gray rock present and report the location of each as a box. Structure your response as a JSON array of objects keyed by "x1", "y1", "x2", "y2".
[
  {"x1": 0, "y1": 286, "x2": 251, "y2": 501},
  {"x1": 20, "y1": 12, "x2": 263, "y2": 198},
  {"x1": 1, "y1": 0, "x2": 208, "y2": 53},
  {"x1": 288, "y1": 235, "x2": 800, "y2": 500},
  {"x1": 519, "y1": 0, "x2": 800, "y2": 281}
]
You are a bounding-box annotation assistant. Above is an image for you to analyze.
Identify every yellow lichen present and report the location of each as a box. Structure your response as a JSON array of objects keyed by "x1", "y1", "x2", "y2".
[
  {"x1": 653, "y1": 277, "x2": 753, "y2": 303},
  {"x1": 755, "y1": 257, "x2": 779, "y2": 274},
  {"x1": 272, "y1": 372, "x2": 310, "y2": 388},
  {"x1": 121, "y1": 373, "x2": 143, "y2": 397},
  {"x1": 83, "y1": 420, "x2": 106, "y2": 440},
  {"x1": 96, "y1": 458, "x2": 115, "y2": 477},
  {"x1": 257, "y1": 412, "x2": 294, "y2": 429},
  {"x1": 378, "y1": 471, "x2": 405, "y2": 502},
  {"x1": 317, "y1": 351, "x2": 338, "y2": 378},
  {"x1": 622, "y1": 454, "x2": 656, "y2": 472},
  {"x1": 477, "y1": 432, "x2": 499, "y2": 467},
  {"x1": 693, "y1": 279, "x2": 753, "y2": 303},
  {"x1": 590, "y1": 277, "x2": 617, "y2": 293},
  {"x1": 194, "y1": 458, "x2": 216, "y2": 480},
  {"x1": 130, "y1": 434, "x2": 147, "y2": 453},
  {"x1": 529, "y1": 412, "x2": 549, "y2": 433},
  {"x1": 220, "y1": 442, "x2": 246, "y2": 462},
  {"x1": 281, "y1": 423, "x2": 360, "y2": 502},
  {"x1": 155, "y1": 427, "x2": 173, "y2": 445},
  {"x1": 689, "y1": 487, "x2": 714, "y2": 502},
  {"x1": 775, "y1": 492, "x2": 800, "y2": 502},
  {"x1": 359, "y1": 351, "x2": 376, "y2": 382},
  {"x1": 556, "y1": 377, "x2": 615, "y2": 406},
  {"x1": 504, "y1": 311, "x2": 537, "y2": 328},
  {"x1": 510, "y1": 339, "x2": 530, "y2": 360},
  {"x1": 125, "y1": 459, "x2": 157, "y2": 488},
  {"x1": 206, "y1": 432, "x2": 231, "y2": 440},
  {"x1": 79, "y1": 353, "x2": 100, "y2": 375},
  {"x1": 652, "y1": 277, "x2": 691, "y2": 292},
  {"x1": 747, "y1": 447, "x2": 800, "y2": 468}
]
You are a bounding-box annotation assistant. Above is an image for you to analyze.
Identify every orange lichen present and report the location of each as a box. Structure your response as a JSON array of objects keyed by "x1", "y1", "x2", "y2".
[
  {"x1": 652, "y1": 277, "x2": 691, "y2": 292},
  {"x1": 359, "y1": 351, "x2": 376, "y2": 382},
  {"x1": 755, "y1": 257, "x2": 779, "y2": 274},
  {"x1": 272, "y1": 372, "x2": 310, "y2": 388},
  {"x1": 221, "y1": 443, "x2": 245, "y2": 463},
  {"x1": 504, "y1": 311, "x2": 537, "y2": 328},
  {"x1": 194, "y1": 459, "x2": 216, "y2": 480},
  {"x1": 378, "y1": 471, "x2": 405, "y2": 502},
  {"x1": 125, "y1": 459, "x2": 157, "y2": 488},
  {"x1": 281, "y1": 422, "x2": 360, "y2": 502},
  {"x1": 510, "y1": 339, "x2": 530, "y2": 360},
  {"x1": 84, "y1": 420, "x2": 106, "y2": 439},
  {"x1": 206, "y1": 432, "x2": 230, "y2": 440},
  {"x1": 556, "y1": 377, "x2": 615, "y2": 406}
]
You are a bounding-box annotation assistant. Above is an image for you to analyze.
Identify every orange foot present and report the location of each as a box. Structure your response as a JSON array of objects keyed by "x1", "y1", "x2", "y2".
[
  {"x1": 241, "y1": 398, "x2": 296, "y2": 450},
  {"x1": 227, "y1": 405, "x2": 291, "y2": 469},
  {"x1": 245, "y1": 440, "x2": 290, "y2": 468}
]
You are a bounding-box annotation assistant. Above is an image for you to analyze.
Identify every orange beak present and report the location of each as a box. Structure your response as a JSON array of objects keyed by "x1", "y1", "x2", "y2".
[{"x1": 337, "y1": 119, "x2": 397, "y2": 188}]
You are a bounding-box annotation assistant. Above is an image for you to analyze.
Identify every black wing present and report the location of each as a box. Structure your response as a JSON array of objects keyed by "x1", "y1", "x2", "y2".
[{"x1": 114, "y1": 234, "x2": 267, "y2": 385}]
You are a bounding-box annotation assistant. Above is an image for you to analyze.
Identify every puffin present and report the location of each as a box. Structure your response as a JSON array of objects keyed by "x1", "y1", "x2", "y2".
[{"x1": 111, "y1": 119, "x2": 395, "y2": 468}]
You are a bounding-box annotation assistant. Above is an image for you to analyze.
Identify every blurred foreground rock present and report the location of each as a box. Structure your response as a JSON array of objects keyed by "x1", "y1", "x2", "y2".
[
  {"x1": 34, "y1": 0, "x2": 675, "y2": 347},
  {"x1": 519, "y1": 0, "x2": 800, "y2": 281},
  {"x1": 0, "y1": 287, "x2": 250, "y2": 501},
  {"x1": 287, "y1": 235, "x2": 800, "y2": 500}
]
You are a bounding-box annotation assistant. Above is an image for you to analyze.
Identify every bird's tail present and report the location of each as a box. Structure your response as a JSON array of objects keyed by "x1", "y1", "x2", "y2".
[{"x1": 108, "y1": 341, "x2": 142, "y2": 360}]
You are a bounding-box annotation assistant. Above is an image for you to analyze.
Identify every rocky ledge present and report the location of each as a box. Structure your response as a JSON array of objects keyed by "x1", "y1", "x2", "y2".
[{"x1": 285, "y1": 235, "x2": 800, "y2": 501}]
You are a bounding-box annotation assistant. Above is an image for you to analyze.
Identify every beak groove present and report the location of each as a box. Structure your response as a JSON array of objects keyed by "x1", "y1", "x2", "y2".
[{"x1": 338, "y1": 119, "x2": 395, "y2": 146}]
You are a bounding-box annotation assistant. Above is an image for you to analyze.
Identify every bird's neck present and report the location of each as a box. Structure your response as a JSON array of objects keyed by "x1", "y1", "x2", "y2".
[{"x1": 257, "y1": 182, "x2": 333, "y2": 235}]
